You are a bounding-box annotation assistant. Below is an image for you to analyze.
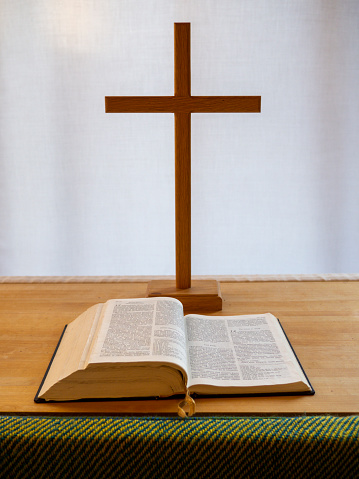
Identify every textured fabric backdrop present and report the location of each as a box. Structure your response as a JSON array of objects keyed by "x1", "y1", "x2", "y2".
[
  {"x1": 1, "y1": 415, "x2": 359, "y2": 479},
  {"x1": 0, "y1": 0, "x2": 358, "y2": 275}
]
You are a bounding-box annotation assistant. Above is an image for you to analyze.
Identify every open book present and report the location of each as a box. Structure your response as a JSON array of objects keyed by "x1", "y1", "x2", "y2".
[{"x1": 35, "y1": 297, "x2": 314, "y2": 409}]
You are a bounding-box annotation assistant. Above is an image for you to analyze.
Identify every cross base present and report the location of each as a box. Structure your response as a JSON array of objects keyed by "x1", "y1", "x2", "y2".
[{"x1": 146, "y1": 280, "x2": 223, "y2": 314}]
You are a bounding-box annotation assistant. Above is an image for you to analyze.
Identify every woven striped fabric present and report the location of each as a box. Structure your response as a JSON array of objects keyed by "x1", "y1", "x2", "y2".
[{"x1": 0, "y1": 415, "x2": 358, "y2": 479}]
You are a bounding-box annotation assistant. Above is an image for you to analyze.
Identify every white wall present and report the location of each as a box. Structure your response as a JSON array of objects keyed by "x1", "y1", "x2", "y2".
[{"x1": 0, "y1": 0, "x2": 358, "y2": 275}]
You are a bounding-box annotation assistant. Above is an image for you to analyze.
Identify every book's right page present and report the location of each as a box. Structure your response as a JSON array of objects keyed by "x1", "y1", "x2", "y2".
[{"x1": 185, "y1": 313, "x2": 314, "y2": 396}]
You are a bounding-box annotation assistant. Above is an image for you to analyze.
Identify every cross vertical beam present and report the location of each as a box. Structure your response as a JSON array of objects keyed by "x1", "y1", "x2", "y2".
[{"x1": 174, "y1": 23, "x2": 191, "y2": 289}]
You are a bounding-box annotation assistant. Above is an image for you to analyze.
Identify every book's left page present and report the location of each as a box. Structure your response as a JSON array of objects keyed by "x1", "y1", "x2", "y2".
[
  {"x1": 36, "y1": 297, "x2": 189, "y2": 401},
  {"x1": 88, "y1": 297, "x2": 188, "y2": 374}
]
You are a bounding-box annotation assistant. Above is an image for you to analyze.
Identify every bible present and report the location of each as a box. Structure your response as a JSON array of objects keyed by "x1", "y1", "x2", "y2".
[{"x1": 35, "y1": 297, "x2": 314, "y2": 410}]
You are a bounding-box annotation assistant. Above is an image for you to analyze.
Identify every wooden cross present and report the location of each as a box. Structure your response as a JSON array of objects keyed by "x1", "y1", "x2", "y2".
[{"x1": 105, "y1": 23, "x2": 261, "y2": 312}]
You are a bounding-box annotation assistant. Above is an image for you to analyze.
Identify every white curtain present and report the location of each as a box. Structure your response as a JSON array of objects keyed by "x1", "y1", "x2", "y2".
[{"x1": 1, "y1": 0, "x2": 358, "y2": 276}]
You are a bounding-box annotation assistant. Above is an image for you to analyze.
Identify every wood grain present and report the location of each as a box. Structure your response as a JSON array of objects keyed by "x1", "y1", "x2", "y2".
[
  {"x1": 174, "y1": 23, "x2": 190, "y2": 97},
  {"x1": 1, "y1": 280, "x2": 359, "y2": 416},
  {"x1": 175, "y1": 111, "x2": 191, "y2": 288},
  {"x1": 174, "y1": 24, "x2": 191, "y2": 289},
  {"x1": 147, "y1": 279, "x2": 222, "y2": 312},
  {"x1": 105, "y1": 96, "x2": 261, "y2": 113}
]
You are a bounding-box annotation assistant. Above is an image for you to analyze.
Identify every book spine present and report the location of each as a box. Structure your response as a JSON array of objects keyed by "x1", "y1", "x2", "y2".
[{"x1": 34, "y1": 325, "x2": 68, "y2": 403}]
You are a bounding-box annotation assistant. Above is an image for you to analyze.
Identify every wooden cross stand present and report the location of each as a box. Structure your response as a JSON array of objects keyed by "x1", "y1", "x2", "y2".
[{"x1": 106, "y1": 23, "x2": 261, "y2": 312}]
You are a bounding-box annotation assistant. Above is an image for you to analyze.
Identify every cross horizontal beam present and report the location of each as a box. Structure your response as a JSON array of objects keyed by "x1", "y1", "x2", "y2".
[{"x1": 105, "y1": 96, "x2": 261, "y2": 113}]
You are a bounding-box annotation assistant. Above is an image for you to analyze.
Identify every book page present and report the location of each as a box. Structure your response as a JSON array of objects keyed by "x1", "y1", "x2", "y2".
[
  {"x1": 88, "y1": 297, "x2": 188, "y2": 373},
  {"x1": 186, "y1": 313, "x2": 308, "y2": 389}
]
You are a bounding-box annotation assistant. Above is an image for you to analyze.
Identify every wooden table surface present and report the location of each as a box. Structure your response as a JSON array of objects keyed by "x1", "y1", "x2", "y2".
[{"x1": 1, "y1": 280, "x2": 358, "y2": 416}]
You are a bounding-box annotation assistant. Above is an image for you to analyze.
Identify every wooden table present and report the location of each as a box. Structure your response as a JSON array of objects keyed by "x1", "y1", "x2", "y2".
[{"x1": 1, "y1": 279, "x2": 358, "y2": 416}]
